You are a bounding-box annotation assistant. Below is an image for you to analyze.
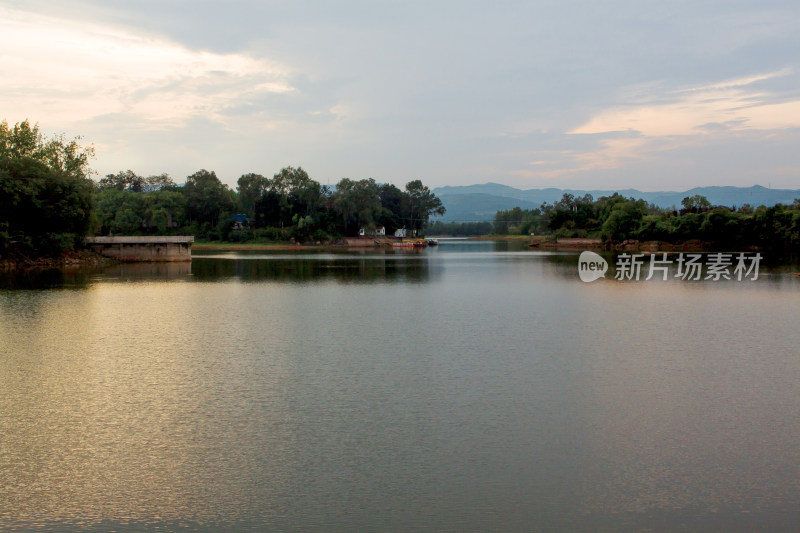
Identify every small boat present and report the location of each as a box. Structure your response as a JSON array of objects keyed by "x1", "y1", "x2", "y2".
[{"x1": 426, "y1": 239, "x2": 439, "y2": 246}]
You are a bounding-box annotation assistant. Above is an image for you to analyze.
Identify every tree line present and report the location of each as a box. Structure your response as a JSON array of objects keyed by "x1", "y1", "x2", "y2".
[
  {"x1": 3, "y1": 119, "x2": 797, "y2": 258},
  {"x1": 94, "y1": 167, "x2": 445, "y2": 243},
  {"x1": 1, "y1": 120, "x2": 446, "y2": 258},
  {"x1": 493, "y1": 193, "x2": 800, "y2": 252}
]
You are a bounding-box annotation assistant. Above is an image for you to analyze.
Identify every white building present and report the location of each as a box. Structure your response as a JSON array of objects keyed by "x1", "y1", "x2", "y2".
[{"x1": 360, "y1": 226, "x2": 386, "y2": 236}]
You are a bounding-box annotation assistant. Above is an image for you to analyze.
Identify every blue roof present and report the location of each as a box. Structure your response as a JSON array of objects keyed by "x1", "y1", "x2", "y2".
[{"x1": 232, "y1": 214, "x2": 247, "y2": 222}]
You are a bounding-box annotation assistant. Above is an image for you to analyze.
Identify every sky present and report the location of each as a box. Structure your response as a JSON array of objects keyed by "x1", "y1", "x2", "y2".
[{"x1": 2, "y1": 0, "x2": 800, "y2": 191}]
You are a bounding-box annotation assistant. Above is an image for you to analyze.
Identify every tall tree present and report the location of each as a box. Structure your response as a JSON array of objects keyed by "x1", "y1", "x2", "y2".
[
  {"x1": 332, "y1": 178, "x2": 383, "y2": 236},
  {"x1": 0, "y1": 120, "x2": 94, "y2": 256},
  {"x1": 0, "y1": 119, "x2": 94, "y2": 182},
  {"x1": 404, "y1": 179, "x2": 445, "y2": 233},
  {"x1": 144, "y1": 173, "x2": 176, "y2": 192},
  {"x1": 183, "y1": 169, "x2": 233, "y2": 228},
  {"x1": 237, "y1": 173, "x2": 269, "y2": 218},
  {"x1": 98, "y1": 169, "x2": 147, "y2": 192},
  {"x1": 271, "y1": 166, "x2": 324, "y2": 223},
  {"x1": 681, "y1": 195, "x2": 712, "y2": 213},
  {"x1": 378, "y1": 183, "x2": 407, "y2": 234}
]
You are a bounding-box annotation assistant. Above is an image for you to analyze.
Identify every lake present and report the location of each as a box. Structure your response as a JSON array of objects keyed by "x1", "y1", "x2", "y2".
[{"x1": 1, "y1": 241, "x2": 799, "y2": 531}]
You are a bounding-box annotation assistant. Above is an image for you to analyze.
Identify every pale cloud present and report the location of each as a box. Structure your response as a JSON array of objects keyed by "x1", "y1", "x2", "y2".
[
  {"x1": 678, "y1": 70, "x2": 790, "y2": 93},
  {"x1": 510, "y1": 69, "x2": 800, "y2": 187},
  {"x1": 512, "y1": 137, "x2": 652, "y2": 180},
  {"x1": 569, "y1": 69, "x2": 800, "y2": 137},
  {"x1": 0, "y1": 6, "x2": 293, "y2": 128},
  {"x1": 2, "y1": 1, "x2": 799, "y2": 190},
  {"x1": 571, "y1": 137, "x2": 651, "y2": 170}
]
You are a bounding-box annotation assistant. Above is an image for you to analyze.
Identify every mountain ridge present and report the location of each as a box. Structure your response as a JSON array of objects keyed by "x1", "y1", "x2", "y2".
[{"x1": 432, "y1": 183, "x2": 800, "y2": 221}]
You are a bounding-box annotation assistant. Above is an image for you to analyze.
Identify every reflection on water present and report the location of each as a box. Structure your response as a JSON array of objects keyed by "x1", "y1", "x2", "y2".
[
  {"x1": 0, "y1": 262, "x2": 193, "y2": 290},
  {"x1": 0, "y1": 266, "x2": 96, "y2": 290},
  {"x1": 4, "y1": 242, "x2": 791, "y2": 289},
  {"x1": 95, "y1": 261, "x2": 192, "y2": 282},
  {"x1": 1, "y1": 242, "x2": 800, "y2": 531},
  {"x1": 191, "y1": 253, "x2": 434, "y2": 284}
]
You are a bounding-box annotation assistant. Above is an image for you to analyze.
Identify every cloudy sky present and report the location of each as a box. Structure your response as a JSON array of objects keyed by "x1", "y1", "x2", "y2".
[{"x1": 2, "y1": 0, "x2": 799, "y2": 191}]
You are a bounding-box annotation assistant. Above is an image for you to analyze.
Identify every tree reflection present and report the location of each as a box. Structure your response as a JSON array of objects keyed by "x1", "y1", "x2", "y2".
[{"x1": 190, "y1": 255, "x2": 433, "y2": 284}]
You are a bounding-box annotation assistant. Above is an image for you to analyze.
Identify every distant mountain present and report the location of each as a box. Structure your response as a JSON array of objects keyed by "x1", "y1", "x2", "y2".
[
  {"x1": 432, "y1": 183, "x2": 800, "y2": 221},
  {"x1": 431, "y1": 193, "x2": 541, "y2": 223}
]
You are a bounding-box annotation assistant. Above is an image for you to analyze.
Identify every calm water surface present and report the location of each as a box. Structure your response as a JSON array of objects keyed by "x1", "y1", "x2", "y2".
[{"x1": 1, "y1": 241, "x2": 799, "y2": 531}]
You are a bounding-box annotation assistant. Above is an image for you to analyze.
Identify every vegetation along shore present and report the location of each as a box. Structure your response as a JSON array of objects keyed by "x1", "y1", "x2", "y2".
[{"x1": 2, "y1": 119, "x2": 798, "y2": 269}]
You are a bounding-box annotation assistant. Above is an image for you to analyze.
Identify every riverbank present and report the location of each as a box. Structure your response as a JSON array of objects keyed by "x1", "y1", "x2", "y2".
[
  {"x1": 457, "y1": 235, "x2": 534, "y2": 241},
  {"x1": 0, "y1": 250, "x2": 114, "y2": 272},
  {"x1": 525, "y1": 237, "x2": 750, "y2": 252},
  {"x1": 1, "y1": 238, "x2": 397, "y2": 270},
  {"x1": 193, "y1": 236, "x2": 716, "y2": 252},
  {"x1": 527, "y1": 237, "x2": 602, "y2": 249},
  {"x1": 1, "y1": 238, "x2": 750, "y2": 267},
  {"x1": 193, "y1": 242, "x2": 308, "y2": 251},
  {"x1": 193, "y1": 236, "x2": 400, "y2": 251}
]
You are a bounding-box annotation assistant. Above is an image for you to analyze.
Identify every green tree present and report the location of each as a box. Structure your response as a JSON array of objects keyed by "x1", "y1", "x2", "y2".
[
  {"x1": 0, "y1": 120, "x2": 94, "y2": 256},
  {"x1": 182, "y1": 169, "x2": 234, "y2": 233},
  {"x1": 332, "y1": 178, "x2": 383, "y2": 236},
  {"x1": 111, "y1": 206, "x2": 143, "y2": 234},
  {"x1": 0, "y1": 119, "x2": 94, "y2": 182},
  {"x1": 237, "y1": 173, "x2": 269, "y2": 218},
  {"x1": 681, "y1": 194, "x2": 712, "y2": 213},
  {"x1": 601, "y1": 201, "x2": 645, "y2": 242},
  {"x1": 273, "y1": 166, "x2": 324, "y2": 221},
  {"x1": 378, "y1": 183, "x2": 407, "y2": 234},
  {"x1": 142, "y1": 189, "x2": 186, "y2": 234},
  {"x1": 404, "y1": 179, "x2": 445, "y2": 234},
  {"x1": 98, "y1": 170, "x2": 175, "y2": 193},
  {"x1": 143, "y1": 173, "x2": 176, "y2": 192},
  {"x1": 99, "y1": 169, "x2": 147, "y2": 192},
  {"x1": 253, "y1": 190, "x2": 283, "y2": 228}
]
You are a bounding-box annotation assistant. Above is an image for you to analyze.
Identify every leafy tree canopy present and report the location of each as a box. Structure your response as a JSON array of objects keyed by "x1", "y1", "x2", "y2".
[
  {"x1": 1, "y1": 120, "x2": 94, "y2": 256},
  {"x1": 404, "y1": 179, "x2": 446, "y2": 232},
  {"x1": 1, "y1": 119, "x2": 94, "y2": 181}
]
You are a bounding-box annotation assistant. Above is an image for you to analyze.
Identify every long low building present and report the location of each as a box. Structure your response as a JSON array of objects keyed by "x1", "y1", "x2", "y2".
[{"x1": 85, "y1": 236, "x2": 194, "y2": 262}]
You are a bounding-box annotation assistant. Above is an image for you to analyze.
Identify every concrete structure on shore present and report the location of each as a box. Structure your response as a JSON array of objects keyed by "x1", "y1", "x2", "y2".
[{"x1": 85, "y1": 236, "x2": 193, "y2": 262}]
